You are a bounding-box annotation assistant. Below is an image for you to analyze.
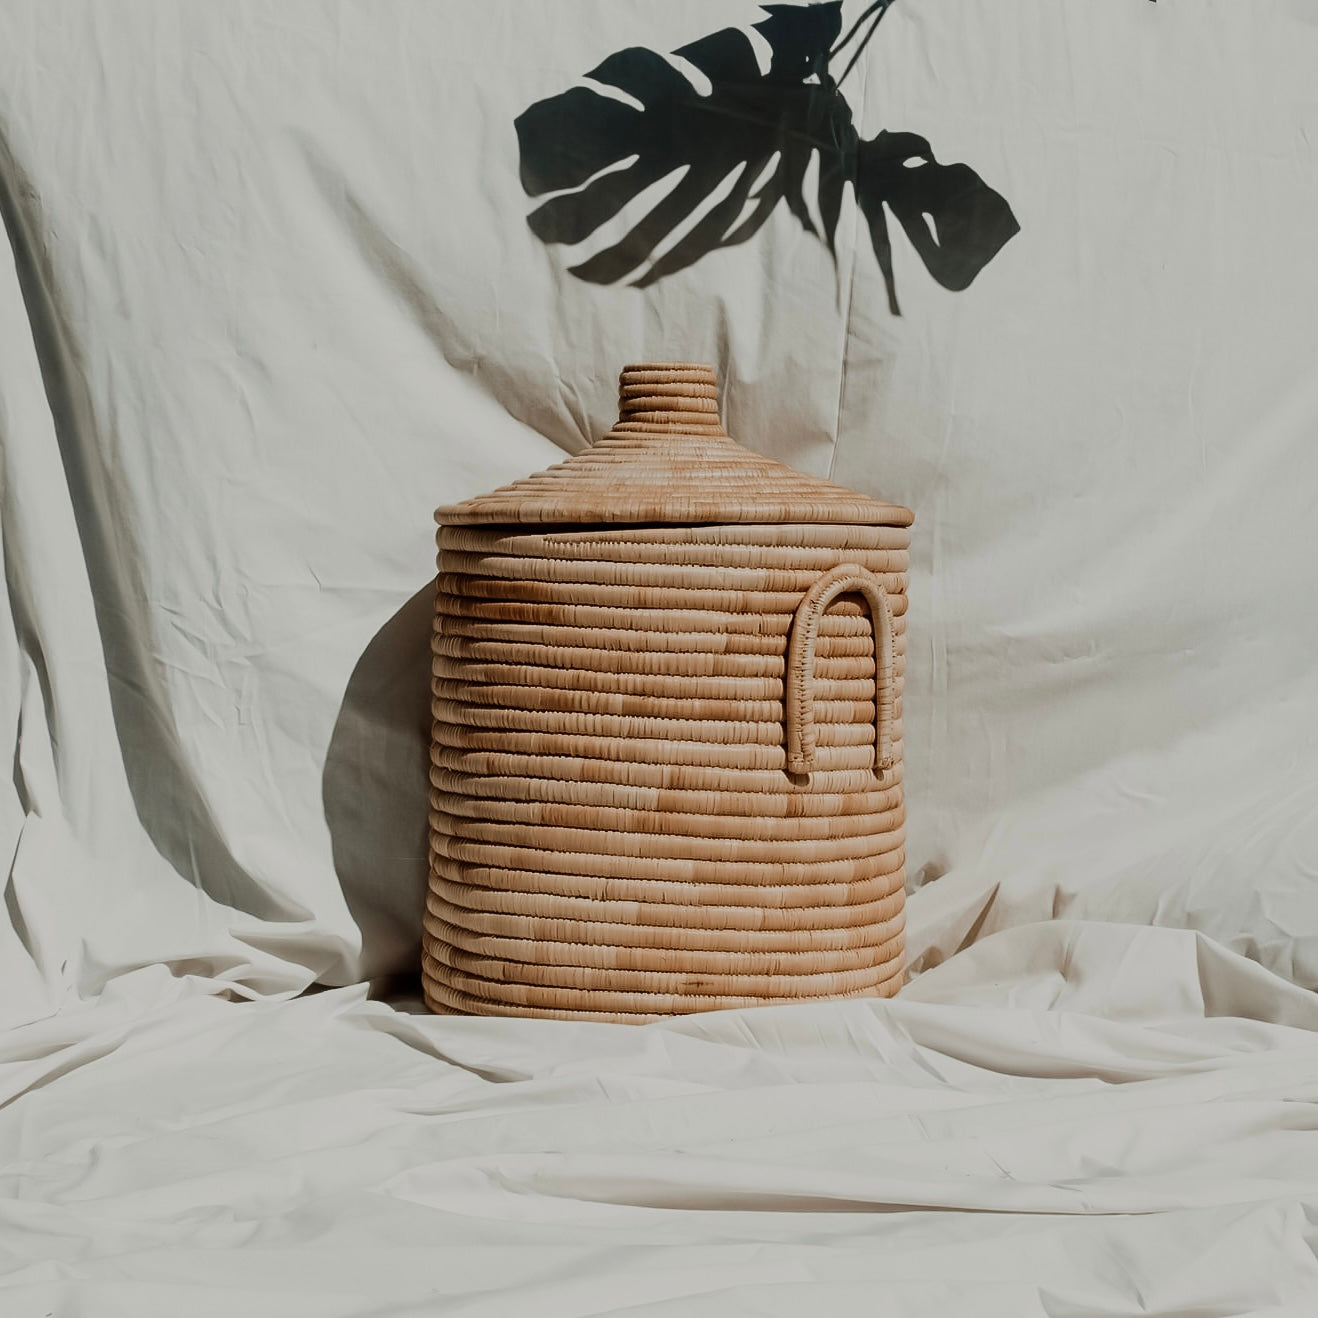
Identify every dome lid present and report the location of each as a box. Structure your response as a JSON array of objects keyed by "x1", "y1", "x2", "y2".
[{"x1": 436, "y1": 364, "x2": 913, "y2": 528}]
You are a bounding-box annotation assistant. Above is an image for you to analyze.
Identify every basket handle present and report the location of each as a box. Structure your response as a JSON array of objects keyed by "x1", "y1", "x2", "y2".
[{"x1": 786, "y1": 562, "x2": 894, "y2": 775}]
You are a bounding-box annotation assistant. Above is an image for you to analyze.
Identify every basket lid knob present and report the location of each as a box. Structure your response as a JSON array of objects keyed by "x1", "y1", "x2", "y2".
[{"x1": 616, "y1": 363, "x2": 723, "y2": 431}]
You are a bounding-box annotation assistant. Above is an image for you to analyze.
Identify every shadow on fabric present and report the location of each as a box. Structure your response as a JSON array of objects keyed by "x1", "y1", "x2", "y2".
[{"x1": 322, "y1": 581, "x2": 433, "y2": 987}]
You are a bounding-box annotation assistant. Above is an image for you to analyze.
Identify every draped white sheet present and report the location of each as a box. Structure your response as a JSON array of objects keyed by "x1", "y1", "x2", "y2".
[
  {"x1": 5, "y1": 926, "x2": 1318, "y2": 1315},
  {"x1": 2, "y1": 2, "x2": 1317, "y2": 1311}
]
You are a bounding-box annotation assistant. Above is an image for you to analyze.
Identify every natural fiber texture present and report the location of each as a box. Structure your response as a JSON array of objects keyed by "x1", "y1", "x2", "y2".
[
  {"x1": 437, "y1": 365, "x2": 912, "y2": 528},
  {"x1": 426, "y1": 364, "x2": 912, "y2": 1023}
]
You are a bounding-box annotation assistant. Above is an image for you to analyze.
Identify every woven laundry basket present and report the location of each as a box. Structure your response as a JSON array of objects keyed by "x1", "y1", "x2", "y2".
[{"x1": 427, "y1": 364, "x2": 913, "y2": 1022}]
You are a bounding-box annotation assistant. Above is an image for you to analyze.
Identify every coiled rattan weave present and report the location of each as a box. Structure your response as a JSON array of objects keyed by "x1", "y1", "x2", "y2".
[{"x1": 426, "y1": 365, "x2": 913, "y2": 1022}]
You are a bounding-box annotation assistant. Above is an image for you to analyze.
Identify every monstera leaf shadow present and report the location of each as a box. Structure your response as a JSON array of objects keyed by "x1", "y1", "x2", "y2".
[
  {"x1": 322, "y1": 582, "x2": 434, "y2": 989},
  {"x1": 516, "y1": 0, "x2": 1020, "y2": 312}
]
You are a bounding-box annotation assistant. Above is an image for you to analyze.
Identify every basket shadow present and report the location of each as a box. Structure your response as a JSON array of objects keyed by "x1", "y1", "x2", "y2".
[{"x1": 321, "y1": 580, "x2": 434, "y2": 988}]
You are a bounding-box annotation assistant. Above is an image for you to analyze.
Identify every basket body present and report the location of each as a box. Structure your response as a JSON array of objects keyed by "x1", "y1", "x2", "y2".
[{"x1": 425, "y1": 366, "x2": 912, "y2": 1022}]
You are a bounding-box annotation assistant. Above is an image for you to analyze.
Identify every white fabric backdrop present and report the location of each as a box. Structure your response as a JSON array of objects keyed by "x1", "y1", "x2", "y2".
[
  {"x1": 3, "y1": 4, "x2": 1318, "y2": 1310},
  {"x1": 2, "y1": 0, "x2": 1315, "y2": 1010}
]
